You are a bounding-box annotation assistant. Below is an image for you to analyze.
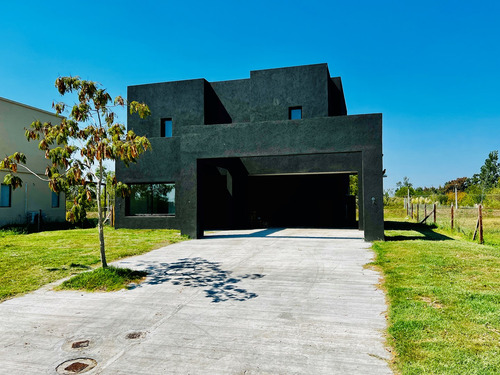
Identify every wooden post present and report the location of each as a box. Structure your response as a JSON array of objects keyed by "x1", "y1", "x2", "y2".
[
  {"x1": 411, "y1": 203, "x2": 414, "y2": 219},
  {"x1": 424, "y1": 203, "x2": 427, "y2": 222},
  {"x1": 112, "y1": 205, "x2": 115, "y2": 227},
  {"x1": 451, "y1": 204, "x2": 454, "y2": 230},
  {"x1": 416, "y1": 203, "x2": 420, "y2": 222},
  {"x1": 479, "y1": 204, "x2": 483, "y2": 244},
  {"x1": 473, "y1": 217, "x2": 480, "y2": 241},
  {"x1": 433, "y1": 203, "x2": 437, "y2": 224}
]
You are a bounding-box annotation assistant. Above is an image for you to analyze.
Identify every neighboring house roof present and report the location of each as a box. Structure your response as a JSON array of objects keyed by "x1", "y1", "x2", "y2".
[{"x1": 0, "y1": 96, "x2": 61, "y2": 119}]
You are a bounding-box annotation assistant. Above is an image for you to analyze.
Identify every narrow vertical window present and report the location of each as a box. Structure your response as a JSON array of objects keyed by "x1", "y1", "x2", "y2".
[
  {"x1": 51, "y1": 191, "x2": 60, "y2": 208},
  {"x1": 289, "y1": 106, "x2": 302, "y2": 120},
  {"x1": 0, "y1": 184, "x2": 11, "y2": 207},
  {"x1": 161, "y1": 118, "x2": 173, "y2": 137}
]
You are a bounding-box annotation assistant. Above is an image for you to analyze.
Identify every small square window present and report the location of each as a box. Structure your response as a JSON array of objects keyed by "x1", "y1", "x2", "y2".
[
  {"x1": 161, "y1": 118, "x2": 173, "y2": 137},
  {"x1": 289, "y1": 107, "x2": 302, "y2": 120},
  {"x1": 0, "y1": 184, "x2": 11, "y2": 207},
  {"x1": 51, "y1": 191, "x2": 60, "y2": 208}
]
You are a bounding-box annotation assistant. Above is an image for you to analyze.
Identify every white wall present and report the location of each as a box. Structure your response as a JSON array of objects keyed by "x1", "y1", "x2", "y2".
[{"x1": 0, "y1": 98, "x2": 65, "y2": 227}]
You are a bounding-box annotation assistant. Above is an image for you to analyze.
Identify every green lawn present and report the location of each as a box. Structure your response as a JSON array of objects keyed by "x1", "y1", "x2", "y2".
[
  {"x1": 373, "y1": 221, "x2": 500, "y2": 374},
  {"x1": 0, "y1": 228, "x2": 186, "y2": 302}
]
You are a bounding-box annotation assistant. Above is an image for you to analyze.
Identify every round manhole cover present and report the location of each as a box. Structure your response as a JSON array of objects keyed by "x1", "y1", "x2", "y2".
[{"x1": 56, "y1": 358, "x2": 97, "y2": 374}]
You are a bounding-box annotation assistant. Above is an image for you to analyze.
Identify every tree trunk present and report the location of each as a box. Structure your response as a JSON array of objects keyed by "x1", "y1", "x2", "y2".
[{"x1": 97, "y1": 161, "x2": 107, "y2": 268}]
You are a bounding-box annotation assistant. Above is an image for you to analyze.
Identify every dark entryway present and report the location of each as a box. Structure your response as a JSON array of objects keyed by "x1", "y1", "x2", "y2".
[
  {"x1": 246, "y1": 174, "x2": 355, "y2": 228},
  {"x1": 198, "y1": 158, "x2": 356, "y2": 232}
]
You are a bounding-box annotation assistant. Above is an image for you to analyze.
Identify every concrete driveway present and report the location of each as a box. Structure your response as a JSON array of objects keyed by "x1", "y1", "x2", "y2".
[{"x1": 0, "y1": 228, "x2": 392, "y2": 375}]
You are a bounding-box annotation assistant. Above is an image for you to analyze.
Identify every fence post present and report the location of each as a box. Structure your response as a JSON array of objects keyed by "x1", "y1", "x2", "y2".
[
  {"x1": 433, "y1": 203, "x2": 437, "y2": 224},
  {"x1": 479, "y1": 204, "x2": 483, "y2": 244},
  {"x1": 416, "y1": 203, "x2": 419, "y2": 222},
  {"x1": 411, "y1": 203, "x2": 414, "y2": 219},
  {"x1": 451, "y1": 204, "x2": 454, "y2": 230},
  {"x1": 424, "y1": 203, "x2": 427, "y2": 221}
]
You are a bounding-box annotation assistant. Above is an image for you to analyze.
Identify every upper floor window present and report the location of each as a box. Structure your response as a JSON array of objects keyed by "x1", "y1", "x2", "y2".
[
  {"x1": 161, "y1": 118, "x2": 173, "y2": 137},
  {"x1": 289, "y1": 106, "x2": 302, "y2": 120},
  {"x1": 51, "y1": 191, "x2": 60, "y2": 208},
  {"x1": 0, "y1": 184, "x2": 11, "y2": 207}
]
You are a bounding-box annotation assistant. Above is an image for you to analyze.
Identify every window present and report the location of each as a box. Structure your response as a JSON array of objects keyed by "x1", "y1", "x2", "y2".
[
  {"x1": 126, "y1": 183, "x2": 175, "y2": 216},
  {"x1": 289, "y1": 106, "x2": 302, "y2": 120},
  {"x1": 51, "y1": 191, "x2": 60, "y2": 208},
  {"x1": 0, "y1": 184, "x2": 11, "y2": 207},
  {"x1": 161, "y1": 118, "x2": 173, "y2": 137}
]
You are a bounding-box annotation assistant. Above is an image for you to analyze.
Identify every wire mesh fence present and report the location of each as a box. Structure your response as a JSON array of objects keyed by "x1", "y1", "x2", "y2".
[{"x1": 385, "y1": 197, "x2": 500, "y2": 244}]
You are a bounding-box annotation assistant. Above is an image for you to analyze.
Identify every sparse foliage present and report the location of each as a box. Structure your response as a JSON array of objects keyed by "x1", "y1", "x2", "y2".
[
  {"x1": 472, "y1": 151, "x2": 499, "y2": 190},
  {"x1": 395, "y1": 176, "x2": 415, "y2": 197},
  {"x1": 0, "y1": 76, "x2": 151, "y2": 268}
]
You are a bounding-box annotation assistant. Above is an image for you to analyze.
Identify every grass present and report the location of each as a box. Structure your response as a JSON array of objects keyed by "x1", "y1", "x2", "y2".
[
  {"x1": 385, "y1": 204, "x2": 500, "y2": 246},
  {"x1": 57, "y1": 266, "x2": 148, "y2": 292},
  {"x1": 0, "y1": 227, "x2": 186, "y2": 302},
  {"x1": 373, "y1": 220, "x2": 500, "y2": 374}
]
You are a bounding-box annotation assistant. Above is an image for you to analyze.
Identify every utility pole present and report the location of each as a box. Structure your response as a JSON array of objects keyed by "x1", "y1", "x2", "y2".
[{"x1": 407, "y1": 188, "x2": 410, "y2": 216}]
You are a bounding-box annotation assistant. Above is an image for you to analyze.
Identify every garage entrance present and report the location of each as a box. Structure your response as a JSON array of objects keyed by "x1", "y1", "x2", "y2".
[{"x1": 198, "y1": 158, "x2": 357, "y2": 232}]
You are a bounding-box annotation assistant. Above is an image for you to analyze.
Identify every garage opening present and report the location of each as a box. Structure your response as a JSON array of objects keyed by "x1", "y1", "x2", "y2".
[
  {"x1": 246, "y1": 174, "x2": 355, "y2": 228},
  {"x1": 198, "y1": 158, "x2": 358, "y2": 233}
]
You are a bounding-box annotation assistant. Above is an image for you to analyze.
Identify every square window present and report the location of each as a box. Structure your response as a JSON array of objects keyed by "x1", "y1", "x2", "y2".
[
  {"x1": 161, "y1": 118, "x2": 173, "y2": 137},
  {"x1": 289, "y1": 107, "x2": 302, "y2": 120},
  {"x1": 51, "y1": 191, "x2": 60, "y2": 208},
  {"x1": 0, "y1": 184, "x2": 11, "y2": 207}
]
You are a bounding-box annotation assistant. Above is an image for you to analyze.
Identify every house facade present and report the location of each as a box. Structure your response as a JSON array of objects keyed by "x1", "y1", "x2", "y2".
[
  {"x1": 116, "y1": 63, "x2": 384, "y2": 240},
  {"x1": 0, "y1": 97, "x2": 65, "y2": 227}
]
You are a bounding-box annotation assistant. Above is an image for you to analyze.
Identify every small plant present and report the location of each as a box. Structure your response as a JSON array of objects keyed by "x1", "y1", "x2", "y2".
[{"x1": 58, "y1": 266, "x2": 147, "y2": 292}]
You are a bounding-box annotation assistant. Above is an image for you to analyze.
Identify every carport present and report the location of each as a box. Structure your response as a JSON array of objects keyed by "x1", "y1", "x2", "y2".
[{"x1": 197, "y1": 154, "x2": 360, "y2": 233}]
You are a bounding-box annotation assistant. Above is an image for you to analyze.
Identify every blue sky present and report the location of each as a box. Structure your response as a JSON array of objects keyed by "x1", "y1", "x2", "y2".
[{"x1": 1, "y1": 0, "x2": 499, "y2": 191}]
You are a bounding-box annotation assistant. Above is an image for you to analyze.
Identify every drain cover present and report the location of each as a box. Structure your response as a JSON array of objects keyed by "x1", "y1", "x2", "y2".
[
  {"x1": 56, "y1": 358, "x2": 97, "y2": 374},
  {"x1": 126, "y1": 332, "x2": 144, "y2": 339},
  {"x1": 71, "y1": 340, "x2": 89, "y2": 349}
]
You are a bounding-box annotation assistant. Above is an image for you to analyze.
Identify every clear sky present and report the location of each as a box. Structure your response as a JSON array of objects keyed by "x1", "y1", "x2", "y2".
[{"x1": 1, "y1": 0, "x2": 499, "y2": 191}]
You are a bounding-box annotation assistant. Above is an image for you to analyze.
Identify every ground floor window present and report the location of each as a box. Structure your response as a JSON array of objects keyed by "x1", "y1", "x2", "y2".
[
  {"x1": 126, "y1": 183, "x2": 175, "y2": 216},
  {"x1": 51, "y1": 191, "x2": 60, "y2": 208},
  {"x1": 0, "y1": 184, "x2": 11, "y2": 207}
]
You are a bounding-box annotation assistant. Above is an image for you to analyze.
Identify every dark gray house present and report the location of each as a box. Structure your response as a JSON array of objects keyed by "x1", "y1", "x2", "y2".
[{"x1": 115, "y1": 63, "x2": 384, "y2": 241}]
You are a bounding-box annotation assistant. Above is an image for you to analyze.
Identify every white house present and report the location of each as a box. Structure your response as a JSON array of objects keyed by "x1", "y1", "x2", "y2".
[{"x1": 0, "y1": 97, "x2": 65, "y2": 227}]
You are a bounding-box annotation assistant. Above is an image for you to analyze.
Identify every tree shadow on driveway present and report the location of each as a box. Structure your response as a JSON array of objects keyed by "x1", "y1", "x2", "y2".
[{"x1": 129, "y1": 257, "x2": 264, "y2": 303}]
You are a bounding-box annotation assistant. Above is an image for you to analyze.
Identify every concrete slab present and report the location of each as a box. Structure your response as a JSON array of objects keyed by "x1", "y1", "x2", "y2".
[{"x1": 0, "y1": 228, "x2": 392, "y2": 374}]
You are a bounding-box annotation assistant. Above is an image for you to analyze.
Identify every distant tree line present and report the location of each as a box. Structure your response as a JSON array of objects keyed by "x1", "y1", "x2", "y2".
[{"x1": 392, "y1": 151, "x2": 500, "y2": 207}]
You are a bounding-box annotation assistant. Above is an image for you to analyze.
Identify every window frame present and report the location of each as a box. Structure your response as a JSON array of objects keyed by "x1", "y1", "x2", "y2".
[
  {"x1": 289, "y1": 106, "x2": 303, "y2": 120},
  {"x1": 161, "y1": 118, "x2": 173, "y2": 137},
  {"x1": 0, "y1": 184, "x2": 11, "y2": 208},
  {"x1": 125, "y1": 182, "x2": 176, "y2": 216},
  {"x1": 51, "y1": 191, "x2": 60, "y2": 208}
]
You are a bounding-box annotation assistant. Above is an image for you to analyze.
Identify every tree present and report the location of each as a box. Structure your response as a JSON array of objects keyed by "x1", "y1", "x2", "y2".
[
  {"x1": 349, "y1": 174, "x2": 358, "y2": 196},
  {"x1": 473, "y1": 151, "x2": 500, "y2": 191},
  {"x1": 443, "y1": 177, "x2": 469, "y2": 194},
  {"x1": 395, "y1": 176, "x2": 415, "y2": 197},
  {"x1": 1, "y1": 77, "x2": 151, "y2": 268}
]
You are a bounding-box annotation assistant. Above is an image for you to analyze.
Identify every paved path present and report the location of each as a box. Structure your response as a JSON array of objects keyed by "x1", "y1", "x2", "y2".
[{"x1": 0, "y1": 228, "x2": 392, "y2": 374}]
